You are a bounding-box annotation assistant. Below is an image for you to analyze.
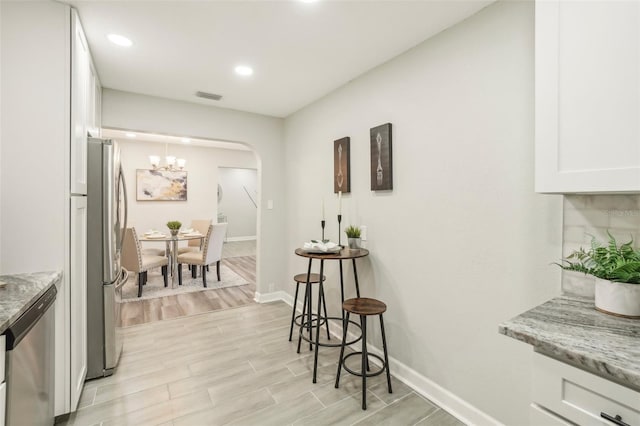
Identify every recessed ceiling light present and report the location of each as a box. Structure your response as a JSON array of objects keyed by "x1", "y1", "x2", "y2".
[
  {"x1": 234, "y1": 65, "x2": 254, "y2": 77},
  {"x1": 300, "y1": 0, "x2": 318, "y2": 3},
  {"x1": 181, "y1": 138, "x2": 191, "y2": 143},
  {"x1": 125, "y1": 132, "x2": 136, "y2": 138},
  {"x1": 107, "y1": 34, "x2": 133, "y2": 47}
]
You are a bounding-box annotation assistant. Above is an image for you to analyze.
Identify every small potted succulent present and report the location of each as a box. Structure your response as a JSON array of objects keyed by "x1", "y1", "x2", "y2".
[
  {"x1": 166, "y1": 220, "x2": 182, "y2": 237},
  {"x1": 556, "y1": 232, "x2": 640, "y2": 318},
  {"x1": 345, "y1": 225, "x2": 362, "y2": 249}
]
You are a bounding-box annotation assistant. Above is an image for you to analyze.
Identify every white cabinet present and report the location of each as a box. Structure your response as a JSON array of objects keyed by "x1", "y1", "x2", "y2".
[
  {"x1": 0, "y1": 382, "x2": 5, "y2": 426},
  {"x1": 532, "y1": 353, "x2": 640, "y2": 426},
  {"x1": 535, "y1": 0, "x2": 640, "y2": 193},
  {"x1": 0, "y1": 335, "x2": 5, "y2": 383},
  {"x1": 71, "y1": 9, "x2": 90, "y2": 195},
  {"x1": 530, "y1": 403, "x2": 573, "y2": 426},
  {"x1": 70, "y1": 196, "x2": 87, "y2": 411},
  {"x1": 69, "y1": 7, "x2": 99, "y2": 412},
  {"x1": 0, "y1": 335, "x2": 4, "y2": 426},
  {"x1": 87, "y1": 61, "x2": 102, "y2": 138}
]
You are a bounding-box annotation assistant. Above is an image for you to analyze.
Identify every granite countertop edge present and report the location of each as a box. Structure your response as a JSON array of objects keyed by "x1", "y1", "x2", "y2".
[
  {"x1": 499, "y1": 296, "x2": 640, "y2": 391},
  {"x1": 0, "y1": 271, "x2": 62, "y2": 335}
]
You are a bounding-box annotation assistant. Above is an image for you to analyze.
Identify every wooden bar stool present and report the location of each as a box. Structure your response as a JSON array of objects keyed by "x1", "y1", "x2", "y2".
[
  {"x1": 335, "y1": 297, "x2": 392, "y2": 410},
  {"x1": 289, "y1": 273, "x2": 330, "y2": 342}
]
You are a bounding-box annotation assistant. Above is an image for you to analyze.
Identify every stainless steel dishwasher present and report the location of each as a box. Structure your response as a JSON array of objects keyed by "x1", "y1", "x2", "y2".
[{"x1": 4, "y1": 285, "x2": 56, "y2": 426}]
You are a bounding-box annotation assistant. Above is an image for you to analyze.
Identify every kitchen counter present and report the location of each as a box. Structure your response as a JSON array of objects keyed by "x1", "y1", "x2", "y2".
[
  {"x1": 0, "y1": 271, "x2": 62, "y2": 334},
  {"x1": 499, "y1": 296, "x2": 640, "y2": 391}
]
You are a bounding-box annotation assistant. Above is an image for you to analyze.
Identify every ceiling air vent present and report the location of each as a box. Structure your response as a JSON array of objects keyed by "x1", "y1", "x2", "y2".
[{"x1": 195, "y1": 91, "x2": 223, "y2": 101}]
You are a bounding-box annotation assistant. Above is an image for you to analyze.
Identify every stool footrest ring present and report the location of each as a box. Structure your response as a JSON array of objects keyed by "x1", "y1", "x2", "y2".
[
  {"x1": 299, "y1": 316, "x2": 363, "y2": 348},
  {"x1": 342, "y1": 352, "x2": 387, "y2": 378},
  {"x1": 295, "y1": 313, "x2": 328, "y2": 328}
]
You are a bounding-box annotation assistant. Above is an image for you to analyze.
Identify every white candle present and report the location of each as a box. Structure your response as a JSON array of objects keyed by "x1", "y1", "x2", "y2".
[
  {"x1": 338, "y1": 191, "x2": 342, "y2": 215},
  {"x1": 322, "y1": 197, "x2": 325, "y2": 220}
]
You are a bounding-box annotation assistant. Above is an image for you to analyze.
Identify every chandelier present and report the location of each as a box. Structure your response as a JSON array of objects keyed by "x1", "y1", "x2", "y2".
[{"x1": 149, "y1": 144, "x2": 186, "y2": 171}]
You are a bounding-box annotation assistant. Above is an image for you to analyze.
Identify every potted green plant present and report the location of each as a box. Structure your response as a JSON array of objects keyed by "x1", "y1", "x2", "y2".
[
  {"x1": 556, "y1": 232, "x2": 640, "y2": 318},
  {"x1": 166, "y1": 220, "x2": 182, "y2": 237},
  {"x1": 345, "y1": 225, "x2": 362, "y2": 249}
]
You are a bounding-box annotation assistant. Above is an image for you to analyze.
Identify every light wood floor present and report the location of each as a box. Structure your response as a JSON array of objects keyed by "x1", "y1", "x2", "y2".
[
  {"x1": 61, "y1": 302, "x2": 464, "y2": 426},
  {"x1": 120, "y1": 240, "x2": 258, "y2": 327}
]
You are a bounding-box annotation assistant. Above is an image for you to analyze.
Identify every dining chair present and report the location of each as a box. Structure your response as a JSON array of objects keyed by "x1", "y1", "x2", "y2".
[
  {"x1": 141, "y1": 246, "x2": 166, "y2": 256},
  {"x1": 122, "y1": 227, "x2": 169, "y2": 297},
  {"x1": 178, "y1": 219, "x2": 212, "y2": 255},
  {"x1": 177, "y1": 223, "x2": 227, "y2": 287}
]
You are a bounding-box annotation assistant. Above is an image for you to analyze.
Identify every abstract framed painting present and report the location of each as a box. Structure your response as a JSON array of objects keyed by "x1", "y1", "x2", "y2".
[
  {"x1": 334, "y1": 137, "x2": 351, "y2": 193},
  {"x1": 136, "y1": 169, "x2": 188, "y2": 201},
  {"x1": 370, "y1": 123, "x2": 393, "y2": 191}
]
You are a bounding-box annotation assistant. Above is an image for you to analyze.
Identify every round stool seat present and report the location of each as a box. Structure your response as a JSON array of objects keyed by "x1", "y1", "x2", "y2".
[
  {"x1": 289, "y1": 273, "x2": 329, "y2": 343},
  {"x1": 293, "y1": 273, "x2": 326, "y2": 284},
  {"x1": 343, "y1": 298, "x2": 387, "y2": 316}
]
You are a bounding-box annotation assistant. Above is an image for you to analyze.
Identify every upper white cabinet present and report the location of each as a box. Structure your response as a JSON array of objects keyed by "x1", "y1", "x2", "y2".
[
  {"x1": 88, "y1": 61, "x2": 102, "y2": 138},
  {"x1": 71, "y1": 9, "x2": 89, "y2": 195},
  {"x1": 535, "y1": 1, "x2": 640, "y2": 193}
]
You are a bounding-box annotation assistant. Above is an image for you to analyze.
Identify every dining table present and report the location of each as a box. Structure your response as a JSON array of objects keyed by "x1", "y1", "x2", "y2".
[
  {"x1": 139, "y1": 232, "x2": 204, "y2": 288},
  {"x1": 294, "y1": 247, "x2": 370, "y2": 383}
]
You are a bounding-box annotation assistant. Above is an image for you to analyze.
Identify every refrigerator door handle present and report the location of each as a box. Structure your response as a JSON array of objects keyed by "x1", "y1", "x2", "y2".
[{"x1": 118, "y1": 164, "x2": 128, "y2": 249}]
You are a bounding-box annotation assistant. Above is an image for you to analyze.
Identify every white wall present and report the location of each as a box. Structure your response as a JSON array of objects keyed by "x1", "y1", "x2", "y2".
[
  {"x1": 283, "y1": 2, "x2": 562, "y2": 425},
  {"x1": 218, "y1": 167, "x2": 258, "y2": 239},
  {"x1": 0, "y1": 1, "x2": 69, "y2": 273},
  {"x1": 102, "y1": 89, "x2": 285, "y2": 295},
  {"x1": 118, "y1": 138, "x2": 256, "y2": 238}
]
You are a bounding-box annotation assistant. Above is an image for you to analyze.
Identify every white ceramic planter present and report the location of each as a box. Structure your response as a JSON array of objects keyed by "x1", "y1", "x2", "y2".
[
  {"x1": 348, "y1": 238, "x2": 361, "y2": 249},
  {"x1": 595, "y1": 278, "x2": 640, "y2": 319}
]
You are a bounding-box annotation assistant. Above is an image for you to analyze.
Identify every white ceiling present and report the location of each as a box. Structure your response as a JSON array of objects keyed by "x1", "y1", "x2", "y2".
[{"x1": 66, "y1": 1, "x2": 493, "y2": 118}]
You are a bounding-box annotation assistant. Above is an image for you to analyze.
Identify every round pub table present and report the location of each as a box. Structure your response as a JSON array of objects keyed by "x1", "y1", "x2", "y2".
[{"x1": 294, "y1": 247, "x2": 369, "y2": 383}]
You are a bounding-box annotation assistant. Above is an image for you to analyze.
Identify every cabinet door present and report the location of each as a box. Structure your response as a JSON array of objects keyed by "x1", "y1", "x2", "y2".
[
  {"x1": 87, "y1": 61, "x2": 102, "y2": 138},
  {"x1": 95, "y1": 74, "x2": 102, "y2": 135},
  {"x1": 70, "y1": 196, "x2": 87, "y2": 411},
  {"x1": 535, "y1": 1, "x2": 640, "y2": 193},
  {"x1": 0, "y1": 382, "x2": 5, "y2": 426},
  {"x1": 533, "y1": 353, "x2": 640, "y2": 425},
  {"x1": 71, "y1": 10, "x2": 89, "y2": 195},
  {"x1": 530, "y1": 403, "x2": 574, "y2": 426}
]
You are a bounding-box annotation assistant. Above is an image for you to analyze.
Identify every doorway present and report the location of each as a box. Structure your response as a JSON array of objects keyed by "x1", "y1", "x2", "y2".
[
  {"x1": 100, "y1": 128, "x2": 260, "y2": 325},
  {"x1": 218, "y1": 167, "x2": 258, "y2": 289}
]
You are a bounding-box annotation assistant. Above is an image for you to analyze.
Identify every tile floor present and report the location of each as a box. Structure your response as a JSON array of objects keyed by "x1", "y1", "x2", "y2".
[{"x1": 59, "y1": 302, "x2": 464, "y2": 426}]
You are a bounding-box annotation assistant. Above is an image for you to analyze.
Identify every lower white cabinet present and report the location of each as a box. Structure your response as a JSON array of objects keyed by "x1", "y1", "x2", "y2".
[
  {"x1": 0, "y1": 335, "x2": 5, "y2": 426},
  {"x1": 0, "y1": 335, "x2": 5, "y2": 382},
  {"x1": 70, "y1": 196, "x2": 87, "y2": 411},
  {"x1": 0, "y1": 382, "x2": 5, "y2": 426},
  {"x1": 530, "y1": 403, "x2": 573, "y2": 426},
  {"x1": 533, "y1": 352, "x2": 640, "y2": 426}
]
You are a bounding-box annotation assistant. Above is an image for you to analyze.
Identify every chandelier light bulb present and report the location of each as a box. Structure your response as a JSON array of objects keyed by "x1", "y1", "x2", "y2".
[
  {"x1": 149, "y1": 149, "x2": 186, "y2": 171},
  {"x1": 149, "y1": 155, "x2": 160, "y2": 168}
]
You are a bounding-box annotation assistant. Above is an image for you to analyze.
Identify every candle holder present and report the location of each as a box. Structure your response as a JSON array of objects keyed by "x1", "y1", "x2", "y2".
[
  {"x1": 321, "y1": 220, "x2": 326, "y2": 241},
  {"x1": 337, "y1": 214, "x2": 342, "y2": 247}
]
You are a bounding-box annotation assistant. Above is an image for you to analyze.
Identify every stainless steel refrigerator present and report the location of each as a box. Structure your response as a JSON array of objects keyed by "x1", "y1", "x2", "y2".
[{"x1": 86, "y1": 137, "x2": 128, "y2": 379}]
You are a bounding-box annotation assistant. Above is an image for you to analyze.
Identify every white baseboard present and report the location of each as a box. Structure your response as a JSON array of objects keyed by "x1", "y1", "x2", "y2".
[
  {"x1": 226, "y1": 235, "x2": 257, "y2": 242},
  {"x1": 255, "y1": 291, "x2": 502, "y2": 426},
  {"x1": 254, "y1": 290, "x2": 292, "y2": 304}
]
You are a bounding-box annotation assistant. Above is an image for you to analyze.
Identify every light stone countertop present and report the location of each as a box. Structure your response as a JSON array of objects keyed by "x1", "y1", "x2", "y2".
[
  {"x1": 0, "y1": 271, "x2": 62, "y2": 335},
  {"x1": 499, "y1": 296, "x2": 640, "y2": 391}
]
